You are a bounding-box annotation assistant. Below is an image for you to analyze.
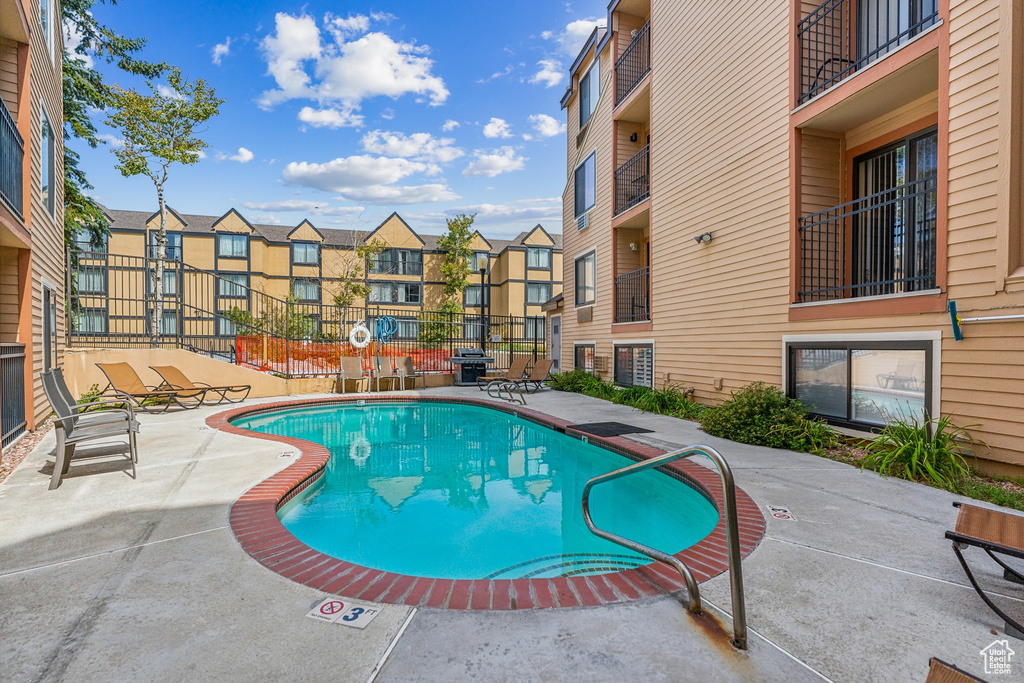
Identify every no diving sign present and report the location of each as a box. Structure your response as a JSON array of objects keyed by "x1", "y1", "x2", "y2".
[
  {"x1": 766, "y1": 504, "x2": 796, "y2": 521},
  {"x1": 306, "y1": 598, "x2": 381, "y2": 629}
]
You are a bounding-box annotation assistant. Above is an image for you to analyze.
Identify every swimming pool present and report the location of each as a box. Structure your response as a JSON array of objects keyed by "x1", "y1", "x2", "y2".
[{"x1": 231, "y1": 401, "x2": 720, "y2": 580}]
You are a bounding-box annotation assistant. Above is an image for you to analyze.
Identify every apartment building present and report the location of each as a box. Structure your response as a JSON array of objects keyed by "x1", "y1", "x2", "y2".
[
  {"x1": 80, "y1": 207, "x2": 561, "y2": 331},
  {"x1": 557, "y1": 0, "x2": 1023, "y2": 471},
  {"x1": 0, "y1": 0, "x2": 65, "y2": 448}
]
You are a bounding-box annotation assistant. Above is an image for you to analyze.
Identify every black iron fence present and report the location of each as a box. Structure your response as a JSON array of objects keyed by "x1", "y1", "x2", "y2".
[
  {"x1": 67, "y1": 251, "x2": 546, "y2": 378},
  {"x1": 614, "y1": 145, "x2": 650, "y2": 216},
  {"x1": 615, "y1": 21, "x2": 650, "y2": 105},
  {"x1": 798, "y1": 175, "x2": 937, "y2": 301},
  {"x1": 614, "y1": 266, "x2": 650, "y2": 323},
  {"x1": 0, "y1": 98, "x2": 23, "y2": 219},
  {"x1": 798, "y1": 0, "x2": 938, "y2": 104},
  {"x1": 1, "y1": 343, "x2": 26, "y2": 448}
]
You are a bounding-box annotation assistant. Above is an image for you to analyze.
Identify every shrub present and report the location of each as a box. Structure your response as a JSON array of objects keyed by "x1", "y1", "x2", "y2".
[
  {"x1": 861, "y1": 412, "x2": 979, "y2": 488},
  {"x1": 77, "y1": 384, "x2": 106, "y2": 412},
  {"x1": 546, "y1": 369, "x2": 616, "y2": 400},
  {"x1": 699, "y1": 382, "x2": 838, "y2": 453}
]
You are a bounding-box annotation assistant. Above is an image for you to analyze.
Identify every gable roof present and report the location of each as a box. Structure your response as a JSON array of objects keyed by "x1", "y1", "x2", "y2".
[{"x1": 363, "y1": 212, "x2": 425, "y2": 246}]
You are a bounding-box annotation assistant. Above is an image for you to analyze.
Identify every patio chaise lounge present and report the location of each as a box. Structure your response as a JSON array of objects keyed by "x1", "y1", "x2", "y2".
[
  {"x1": 945, "y1": 502, "x2": 1024, "y2": 637},
  {"x1": 96, "y1": 362, "x2": 207, "y2": 413},
  {"x1": 476, "y1": 356, "x2": 529, "y2": 391},
  {"x1": 150, "y1": 365, "x2": 251, "y2": 405},
  {"x1": 487, "y1": 358, "x2": 555, "y2": 405},
  {"x1": 41, "y1": 368, "x2": 139, "y2": 490},
  {"x1": 925, "y1": 657, "x2": 985, "y2": 682}
]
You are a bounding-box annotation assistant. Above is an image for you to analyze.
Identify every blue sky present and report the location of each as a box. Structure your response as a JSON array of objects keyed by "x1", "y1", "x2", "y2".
[{"x1": 71, "y1": 1, "x2": 607, "y2": 239}]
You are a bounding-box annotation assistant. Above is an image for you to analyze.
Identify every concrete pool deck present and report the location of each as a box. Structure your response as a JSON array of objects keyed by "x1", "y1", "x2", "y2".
[{"x1": 0, "y1": 387, "x2": 1020, "y2": 681}]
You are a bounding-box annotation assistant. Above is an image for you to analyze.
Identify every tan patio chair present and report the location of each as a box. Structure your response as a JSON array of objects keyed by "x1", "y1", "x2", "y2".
[
  {"x1": 476, "y1": 356, "x2": 529, "y2": 391},
  {"x1": 373, "y1": 357, "x2": 399, "y2": 392},
  {"x1": 150, "y1": 365, "x2": 251, "y2": 405},
  {"x1": 96, "y1": 362, "x2": 207, "y2": 413},
  {"x1": 925, "y1": 657, "x2": 985, "y2": 682},
  {"x1": 396, "y1": 356, "x2": 424, "y2": 390},
  {"x1": 336, "y1": 356, "x2": 369, "y2": 394}
]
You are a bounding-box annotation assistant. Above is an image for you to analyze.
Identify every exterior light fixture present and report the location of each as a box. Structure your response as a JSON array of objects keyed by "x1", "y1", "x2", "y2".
[
  {"x1": 694, "y1": 232, "x2": 713, "y2": 244},
  {"x1": 629, "y1": 242, "x2": 638, "y2": 251},
  {"x1": 630, "y1": 132, "x2": 638, "y2": 142}
]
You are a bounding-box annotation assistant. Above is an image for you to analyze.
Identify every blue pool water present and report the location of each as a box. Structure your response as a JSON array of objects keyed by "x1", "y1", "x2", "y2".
[{"x1": 232, "y1": 402, "x2": 719, "y2": 579}]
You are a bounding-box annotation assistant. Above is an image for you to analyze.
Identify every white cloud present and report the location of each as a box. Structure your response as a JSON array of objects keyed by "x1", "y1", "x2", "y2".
[
  {"x1": 529, "y1": 114, "x2": 565, "y2": 138},
  {"x1": 297, "y1": 106, "x2": 364, "y2": 129},
  {"x1": 229, "y1": 147, "x2": 254, "y2": 163},
  {"x1": 249, "y1": 213, "x2": 282, "y2": 225},
  {"x1": 242, "y1": 200, "x2": 365, "y2": 216},
  {"x1": 157, "y1": 84, "x2": 186, "y2": 100},
  {"x1": 258, "y1": 12, "x2": 448, "y2": 118},
  {"x1": 212, "y1": 37, "x2": 231, "y2": 65},
  {"x1": 64, "y1": 18, "x2": 93, "y2": 67},
  {"x1": 325, "y1": 13, "x2": 370, "y2": 38},
  {"x1": 462, "y1": 147, "x2": 527, "y2": 178},
  {"x1": 196, "y1": 150, "x2": 207, "y2": 160},
  {"x1": 97, "y1": 133, "x2": 124, "y2": 148},
  {"x1": 283, "y1": 155, "x2": 431, "y2": 191},
  {"x1": 450, "y1": 197, "x2": 561, "y2": 224},
  {"x1": 334, "y1": 184, "x2": 458, "y2": 205},
  {"x1": 380, "y1": 108, "x2": 395, "y2": 120},
  {"x1": 543, "y1": 18, "x2": 603, "y2": 57},
  {"x1": 361, "y1": 130, "x2": 464, "y2": 163},
  {"x1": 530, "y1": 59, "x2": 563, "y2": 88},
  {"x1": 482, "y1": 118, "x2": 513, "y2": 139},
  {"x1": 442, "y1": 119, "x2": 460, "y2": 132}
]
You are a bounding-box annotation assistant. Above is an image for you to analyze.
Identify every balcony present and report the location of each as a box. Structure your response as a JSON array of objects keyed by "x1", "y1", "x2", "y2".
[
  {"x1": 0, "y1": 98, "x2": 23, "y2": 219},
  {"x1": 797, "y1": 0, "x2": 939, "y2": 105},
  {"x1": 368, "y1": 259, "x2": 423, "y2": 276},
  {"x1": 614, "y1": 145, "x2": 649, "y2": 216},
  {"x1": 615, "y1": 21, "x2": 650, "y2": 106},
  {"x1": 798, "y1": 175, "x2": 937, "y2": 302},
  {"x1": 615, "y1": 266, "x2": 650, "y2": 322}
]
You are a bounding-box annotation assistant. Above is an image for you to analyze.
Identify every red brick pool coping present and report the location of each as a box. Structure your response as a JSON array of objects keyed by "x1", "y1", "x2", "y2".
[{"x1": 210, "y1": 396, "x2": 767, "y2": 610}]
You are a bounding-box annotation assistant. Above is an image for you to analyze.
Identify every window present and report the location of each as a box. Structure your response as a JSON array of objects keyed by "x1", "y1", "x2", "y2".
[
  {"x1": 43, "y1": 287, "x2": 57, "y2": 370},
  {"x1": 292, "y1": 242, "x2": 320, "y2": 265},
  {"x1": 217, "y1": 313, "x2": 238, "y2": 337},
  {"x1": 369, "y1": 282, "x2": 421, "y2": 304},
  {"x1": 574, "y1": 153, "x2": 596, "y2": 219},
  {"x1": 160, "y1": 310, "x2": 178, "y2": 335},
  {"x1": 575, "y1": 251, "x2": 596, "y2": 305},
  {"x1": 574, "y1": 344, "x2": 595, "y2": 374},
  {"x1": 147, "y1": 267, "x2": 178, "y2": 296},
  {"x1": 293, "y1": 279, "x2": 321, "y2": 302},
  {"x1": 40, "y1": 104, "x2": 54, "y2": 215},
  {"x1": 526, "y1": 283, "x2": 551, "y2": 304},
  {"x1": 465, "y1": 285, "x2": 483, "y2": 307},
  {"x1": 579, "y1": 57, "x2": 600, "y2": 127},
  {"x1": 787, "y1": 340, "x2": 931, "y2": 430},
  {"x1": 396, "y1": 319, "x2": 419, "y2": 339},
  {"x1": 525, "y1": 317, "x2": 546, "y2": 341},
  {"x1": 527, "y1": 247, "x2": 551, "y2": 269},
  {"x1": 615, "y1": 345, "x2": 653, "y2": 388},
  {"x1": 218, "y1": 234, "x2": 248, "y2": 258},
  {"x1": 77, "y1": 266, "x2": 106, "y2": 294},
  {"x1": 370, "y1": 249, "x2": 422, "y2": 275},
  {"x1": 40, "y1": 0, "x2": 54, "y2": 59},
  {"x1": 217, "y1": 273, "x2": 249, "y2": 298},
  {"x1": 148, "y1": 232, "x2": 182, "y2": 260},
  {"x1": 857, "y1": 0, "x2": 938, "y2": 64},
  {"x1": 472, "y1": 251, "x2": 490, "y2": 273},
  {"x1": 463, "y1": 316, "x2": 484, "y2": 341},
  {"x1": 73, "y1": 230, "x2": 107, "y2": 253},
  {"x1": 77, "y1": 308, "x2": 107, "y2": 334}
]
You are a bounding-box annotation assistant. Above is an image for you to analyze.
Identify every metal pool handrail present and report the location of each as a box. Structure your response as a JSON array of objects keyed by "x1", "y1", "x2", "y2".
[{"x1": 580, "y1": 444, "x2": 748, "y2": 650}]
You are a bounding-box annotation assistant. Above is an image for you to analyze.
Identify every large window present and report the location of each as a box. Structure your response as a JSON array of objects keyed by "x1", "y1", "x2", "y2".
[
  {"x1": 217, "y1": 313, "x2": 238, "y2": 337},
  {"x1": 159, "y1": 310, "x2": 178, "y2": 335},
  {"x1": 218, "y1": 234, "x2": 248, "y2": 258},
  {"x1": 292, "y1": 242, "x2": 320, "y2": 265},
  {"x1": 579, "y1": 57, "x2": 600, "y2": 127},
  {"x1": 574, "y1": 153, "x2": 596, "y2": 219},
  {"x1": 615, "y1": 345, "x2": 653, "y2": 388},
  {"x1": 293, "y1": 279, "x2": 321, "y2": 302},
  {"x1": 526, "y1": 283, "x2": 551, "y2": 305},
  {"x1": 464, "y1": 284, "x2": 483, "y2": 307},
  {"x1": 148, "y1": 232, "x2": 182, "y2": 260},
  {"x1": 369, "y1": 282, "x2": 421, "y2": 304},
  {"x1": 147, "y1": 267, "x2": 178, "y2": 296},
  {"x1": 73, "y1": 230, "x2": 107, "y2": 253},
  {"x1": 77, "y1": 308, "x2": 107, "y2": 334},
  {"x1": 525, "y1": 316, "x2": 546, "y2": 341},
  {"x1": 574, "y1": 344, "x2": 595, "y2": 374},
  {"x1": 857, "y1": 0, "x2": 938, "y2": 63},
  {"x1": 527, "y1": 247, "x2": 551, "y2": 269},
  {"x1": 77, "y1": 266, "x2": 106, "y2": 294},
  {"x1": 40, "y1": 104, "x2": 54, "y2": 215},
  {"x1": 217, "y1": 273, "x2": 248, "y2": 298},
  {"x1": 575, "y1": 251, "x2": 596, "y2": 306},
  {"x1": 370, "y1": 248, "x2": 422, "y2": 275},
  {"x1": 787, "y1": 340, "x2": 932, "y2": 430}
]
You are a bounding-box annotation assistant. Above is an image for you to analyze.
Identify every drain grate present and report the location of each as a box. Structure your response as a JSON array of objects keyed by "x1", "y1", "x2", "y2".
[{"x1": 570, "y1": 422, "x2": 655, "y2": 438}]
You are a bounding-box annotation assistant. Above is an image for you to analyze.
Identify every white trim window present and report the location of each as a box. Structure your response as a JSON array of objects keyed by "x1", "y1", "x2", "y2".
[
  {"x1": 574, "y1": 153, "x2": 596, "y2": 219},
  {"x1": 579, "y1": 57, "x2": 600, "y2": 127}
]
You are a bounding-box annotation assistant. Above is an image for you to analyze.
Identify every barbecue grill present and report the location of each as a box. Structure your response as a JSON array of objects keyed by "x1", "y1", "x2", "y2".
[{"x1": 450, "y1": 348, "x2": 495, "y2": 386}]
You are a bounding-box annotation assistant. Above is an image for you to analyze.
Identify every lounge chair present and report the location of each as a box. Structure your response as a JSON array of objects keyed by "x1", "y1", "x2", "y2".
[
  {"x1": 395, "y1": 356, "x2": 424, "y2": 390},
  {"x1": 150, "y1": 365, "x2": 251, "y2": 405},
  {"x1": 876, "y1": 358, "x2": 921, "y2": 391},
  {"x1": 41, "y1": 369, "x2": 139, "y2": 490},
  {"x1": 925, "y1": 657, "x2": 985, "y2": 682},
  {"x1": 486, "y1": 359, "x2": 555, "y2": 405},
  {"x1": 946, "y1": 502, "x2": 1024, "y2": 637},
  {"x1": 476, "y1": 356, "x2": 529, "y2": 391},
  {"x1": 373, "y1": 357, "x2": 399, "y2": 392},
  {"x1": 96, "y1": 362, "x2": 207, "y2": 413},
  {"x1": 335, "y1": 356, "x2": 369, "y2": 394}
]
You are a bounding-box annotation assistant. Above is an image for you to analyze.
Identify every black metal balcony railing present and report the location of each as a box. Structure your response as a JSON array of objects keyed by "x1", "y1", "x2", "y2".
[
  {"x1": 615, "y1": 145, "x2": 650, "y2": 216},
  {"x1": 368, "y1": 259, "x2": 423, "y2": 276},
  {"x1": 798, "y1": 0, "x2": 939, "y2": 104},
  {"x1": 798, "y1": 175, "x2": 937, "y2": 302},
  {"x1": 1, "y1": 343, "x2": 27, "y2": 449},
  {"x1": 615, "y1": 266, "x2": 650, "y2": 323},
  {"x1": 0, "y1": 98, "x2": 24, "y2": 219},
  {"x1": 616, "y1": 21, "x2": 651, "y2": 105}
]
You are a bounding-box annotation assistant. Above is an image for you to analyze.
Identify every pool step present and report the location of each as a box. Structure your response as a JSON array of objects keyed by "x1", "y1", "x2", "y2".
[{"x1": 485, "y1": 552, "x2": 648, "y2": 579}]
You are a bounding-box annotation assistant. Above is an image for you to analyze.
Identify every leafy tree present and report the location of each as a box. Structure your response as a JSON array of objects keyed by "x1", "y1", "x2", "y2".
[
  {"x1": 438, "y1": 213, "x2": 477, "y2": 302},
  {"x1": 105, "y1": 68, "x2": 223, "y2": 344},
  {"x1": 62, "y1": 0, "x2": 166, "y2": 251},
  {"x1": 329, "y1": 238, "x2": 385, "y2": 308}
]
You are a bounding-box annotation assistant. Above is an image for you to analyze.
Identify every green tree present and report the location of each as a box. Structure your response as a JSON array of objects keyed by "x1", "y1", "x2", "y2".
[
  {"x1": 437, "y1": 213, "x2": 477, "y2": 302},
  {"x1": 330, "y1": 238, "x2": 385, "y2": 308},
  {"x1": 105, "y1": 68, "x2": 223, "y2": 344},
  {"x1": 62, "y1": 0, "x2": 165, "y2": 251}
]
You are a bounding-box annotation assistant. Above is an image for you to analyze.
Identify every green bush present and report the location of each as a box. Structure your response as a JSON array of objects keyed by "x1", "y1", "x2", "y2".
[
  {"x1": 699, "y1": 382, "x2": 838, "y2": 453},
  {"x1": 546, "y1": 369, "x2": 616, "y2": 400},
  {"x1": 861, "y1": 412, "x2": 979, "y2": 487},
  {"x1": 548, "y1": 372, "x2": 706, "y2": 420}
]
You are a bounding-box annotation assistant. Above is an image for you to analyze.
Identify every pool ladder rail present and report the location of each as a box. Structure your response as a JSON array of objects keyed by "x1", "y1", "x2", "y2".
[{"x1": 580, "y1": 444, "x2": 748, "y2": 650}]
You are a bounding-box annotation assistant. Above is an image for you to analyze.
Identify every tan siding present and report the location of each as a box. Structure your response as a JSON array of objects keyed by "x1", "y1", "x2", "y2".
[
  {"x1": 0, "y1": 37, "x2": 18, "y2": 117},
  {"x1": 0, "y1": 247, "x2": 20, "y2": 341}
]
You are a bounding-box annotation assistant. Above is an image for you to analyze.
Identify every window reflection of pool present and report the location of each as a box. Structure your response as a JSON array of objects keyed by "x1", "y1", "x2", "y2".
[{"x1": 851, "y1": 387, "x2": 926, "y2": 426}]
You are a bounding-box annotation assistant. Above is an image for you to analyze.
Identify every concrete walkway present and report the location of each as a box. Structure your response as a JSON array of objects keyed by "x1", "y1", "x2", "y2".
[{"x1": 0, "y1": 387, "x2": 1020, "y2": 682}]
